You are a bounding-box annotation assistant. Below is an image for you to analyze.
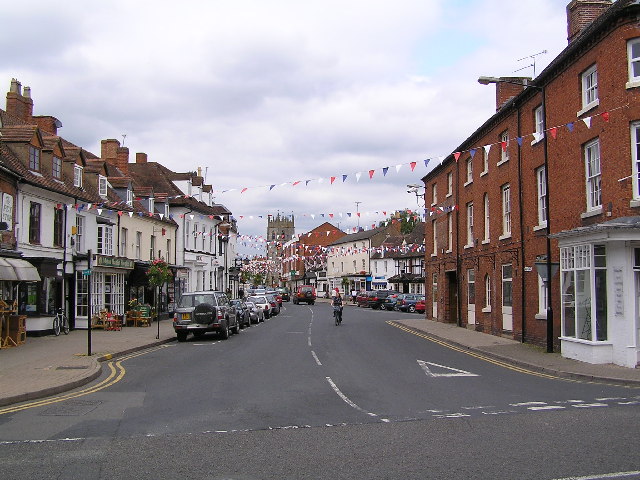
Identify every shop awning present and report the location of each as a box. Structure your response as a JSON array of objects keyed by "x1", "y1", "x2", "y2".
[{"x1": 0, "y1": 258, "x2": 41, "y2": 282}]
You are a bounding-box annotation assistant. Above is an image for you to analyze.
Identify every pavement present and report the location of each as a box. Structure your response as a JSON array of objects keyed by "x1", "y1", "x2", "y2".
[{"x1": 1, "y1": 306, "x2": 639, "y2": 408}]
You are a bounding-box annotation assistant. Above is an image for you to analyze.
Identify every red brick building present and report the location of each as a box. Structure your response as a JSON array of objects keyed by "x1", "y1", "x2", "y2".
[{"x1": 422, "y1": 0, "x2": 640, "y2": 367}]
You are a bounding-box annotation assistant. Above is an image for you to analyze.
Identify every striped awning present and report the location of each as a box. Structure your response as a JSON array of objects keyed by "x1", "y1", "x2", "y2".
[{"x1": 0, "y1": 258, "x2": 41, "y2": 282}]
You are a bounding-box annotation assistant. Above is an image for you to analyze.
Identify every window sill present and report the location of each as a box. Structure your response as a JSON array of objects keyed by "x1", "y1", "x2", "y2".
[
  {"x1": 498, "y1": 233, "x2": 511, "y2": 241},
  {"x1": 531, "y1": 135, "x2": 544, "y2": 146},
  {"x1": 535, "y1": 313, "x2": 547, "y2": 320},
  {"x1": 533, "y1": 223, "x2": 547, "y2": 232},
  {"x1": 580, "y1": 207, "x2": 602, "y2": 219},
  {"x1": 464, "y1": 180, "x2": 473, "y2": 187},
  {"x1": 480, "y1": 170, "x2": 488, "y2": 177},
  {"x1": 464, "y1": 244, "x2": 473, "y2": 250},
  {"x1": 626, "y1": 80, "x2": 640, "y2": 90},
  {"x1": 482, "y1": 306, "x2": 491, "y2": 313},
  {"x1": 445, "y1": 249, "x2": 452, "y2": 254},
  {"x1": 559, "y1": 336, "x2": 612, "y2": 346},
  {"x1": 576, "y1": 99, "x2": 599, "y2": 118},
  {"x1": 481, "y1": 239, "x2": 490, "y2": 245},
  {"x1": 496, "y1": 159, "x2": 508, "y2": 167},
  {"x1": 431, "y1": 253, "x2": 437, "y2": 258},
  {"x1": 446, "y1": 193, "x2": 452, "y2": 198},
  {"x1": 630, "y1": 199, "x2": 640, "y2": 208}
]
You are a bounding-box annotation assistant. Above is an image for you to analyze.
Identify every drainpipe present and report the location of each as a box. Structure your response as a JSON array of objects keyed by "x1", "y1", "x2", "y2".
[
  {"x1": 455, "y1": 155, "x2": 462, "y2": 328},
  {"x1": 517, "y1": 105, "x2": 527, "y2": 344}
]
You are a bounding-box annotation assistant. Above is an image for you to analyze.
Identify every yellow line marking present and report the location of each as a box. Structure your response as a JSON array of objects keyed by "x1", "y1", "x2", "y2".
[{"x1": 0, "y1": 344, "x2": 169, "y2": 415}]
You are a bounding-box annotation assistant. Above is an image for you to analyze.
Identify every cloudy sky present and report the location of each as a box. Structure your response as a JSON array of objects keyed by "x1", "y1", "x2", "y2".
[{"x1": 0, "y1": 0, "x2": 572, "y2": 255}]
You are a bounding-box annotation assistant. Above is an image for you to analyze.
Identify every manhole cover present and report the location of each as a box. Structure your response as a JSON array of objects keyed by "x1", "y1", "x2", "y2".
[{"x1": 40, "y1": 400, "x2": 101, "y2": 416}]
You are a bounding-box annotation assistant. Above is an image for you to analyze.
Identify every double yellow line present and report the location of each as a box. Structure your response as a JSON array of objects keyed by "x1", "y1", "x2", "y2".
[{"x1": 0, "y1": 345, "x2": 170, "y2": 415}]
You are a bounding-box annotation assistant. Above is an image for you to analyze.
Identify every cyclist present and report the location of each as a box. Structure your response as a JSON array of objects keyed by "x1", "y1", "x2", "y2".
[{"x1": 332, "y1": 289, "x2": 343, "y2": 325}]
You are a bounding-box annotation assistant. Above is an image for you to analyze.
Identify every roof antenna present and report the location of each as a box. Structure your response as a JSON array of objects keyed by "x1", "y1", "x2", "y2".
[
  {"x1": 514, "y1": 50, "x2": 547, "y2": 77},
  {"x1": 122, "y1": 134, "x2": 127, "y2": 147}
]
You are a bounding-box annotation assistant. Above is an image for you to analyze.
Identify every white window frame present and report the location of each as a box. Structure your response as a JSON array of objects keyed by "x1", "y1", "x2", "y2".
[
  {"x1": 466, "y1": 202, "x2": 474, "y2": 247},
  {"x1": 136, "y1": 231, "x2": 142, "y2": 260},
  {"x1": 432, "y1": 219, "x2": 437, "y2": 256},
  {"x1": 536, "y1": 166, "x2": 548, "y2": 228},
  {"x1": 628, "y1": 38, "x2": 640, "y2": 88},
  {"x1": 149, "y1": 197, "x2": 155, "y2": 214},
  {"x1": 482, "y1": 148, "x2": 489, "y2": 175},
  {"x1": 98, "y1": 175, "x2": 108, "y2": 197},
  {"x1": 632, "y1": 122, "x2": 640, "y2": 201},
  {"x1": 483, "y1": 274, "x2": 492, "y2": 311},
  {"x1": 185, "y1": 220, "x2": 191, "y2": 250},
  {"x1": 584, "y1": 138, "x2": 602, "y2": 212},
  {"x1": 533, "y1": 105, "x2": 545, "y2": 144},
  {"x1": 126, "y1": 188, "x2": 133, "y2": 206},
  {"x1": 52, "y1": 156, "x2": 62, "y2": 179},
  {"x1": 465, "y1": 158, "x2": 473, "y2": 185},
  {"x1": 120, "y1": 227, "x2": 127, "y2": 257},
  {"x1": 483, "y1": 193, "x2": 490, "y2": 243},
  {"x1": 447, "y1": 172, "x2": 453, "y2": 197},
  {"x1": 581, "y1": 64, "x2": 598, "y2": 112},
  {"x1": 537, "y1": 275, "x2": 548, "y2": 318},
  {"x1": 97, "y1": 224, "x2": 113, "y2": 256},
  {"x1": 501, "y1": 184, "x2": 511, "y2": 238},
  {"x1": 74, "y1": 165, "x2": 83, "y2": 188},
  {"x1": 431, "y1": 183, "x2": 437, "y2": 206},
  {"x1": 75, "y1": 215, "x2": 85, "y2": 253},
  {"x1": 499, "y1": 131, "x2": 509, "y2": 165},
  {"x1": 467, "y1": 268, "x2": 475, "y2": 306},
  {"x1": 447, "y1": 212, "x2": 452, "y2": 252},
  {"x1": 502, "y1": 264, "x2": 513, "y2": 308}
]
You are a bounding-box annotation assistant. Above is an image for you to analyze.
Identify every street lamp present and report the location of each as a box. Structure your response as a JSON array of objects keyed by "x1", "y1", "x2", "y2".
[{"x1": 478, "y1": 75, "x2": 556, "y2": 353}]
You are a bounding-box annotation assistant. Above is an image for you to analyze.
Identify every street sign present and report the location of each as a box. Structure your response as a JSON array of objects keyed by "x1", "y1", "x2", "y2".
[{"x1": 82, "y1": 269, "x2": 91, "y2": 276}]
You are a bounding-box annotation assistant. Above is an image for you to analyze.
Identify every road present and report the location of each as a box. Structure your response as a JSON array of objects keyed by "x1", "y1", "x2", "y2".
[{"x1": 1, "y1": 303, "x2": 639, "y2": 480}]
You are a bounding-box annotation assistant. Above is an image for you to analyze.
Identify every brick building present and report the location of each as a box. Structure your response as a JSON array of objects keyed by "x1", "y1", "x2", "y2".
[{"x1": 422, "y1": 0, "x2": 640, "y2": 367}]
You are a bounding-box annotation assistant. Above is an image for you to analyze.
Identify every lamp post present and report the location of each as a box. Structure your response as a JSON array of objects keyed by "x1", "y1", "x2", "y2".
[{"x1": 478, "y1": 76, "x2": 556, "y2": 353}]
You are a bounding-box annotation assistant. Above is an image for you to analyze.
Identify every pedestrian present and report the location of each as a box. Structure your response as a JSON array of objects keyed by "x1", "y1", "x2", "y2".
[{"x1": 351, "y1": 289, "x2": 357, "y2": 304}]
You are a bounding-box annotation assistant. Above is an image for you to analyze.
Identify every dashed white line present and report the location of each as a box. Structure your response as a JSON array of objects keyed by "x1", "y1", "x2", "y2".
[
  {"x1": 311, "y1": 351, "x2": 322, "y2": 366},
  {"x1": 551, "y1": 470, "x2": 640, "y2": 480},
  {"x1": 510, "y1": 401, "x2": 547, "y2": 407},
  {"x1": 572, "y1": 403, "x2": 608, "y2": 408},
  {"x1": 528, "y1": 405, "x2": 566, "y2": 411}
]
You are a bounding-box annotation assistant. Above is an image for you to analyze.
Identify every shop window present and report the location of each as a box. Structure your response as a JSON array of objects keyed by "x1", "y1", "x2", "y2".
[{"x1": 76, "y1": 271, "x2": 88, "y2": 318}]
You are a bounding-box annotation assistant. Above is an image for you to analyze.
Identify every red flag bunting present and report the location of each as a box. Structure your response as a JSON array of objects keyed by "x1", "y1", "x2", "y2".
[
  {"x1": 241, "y1": 188, "x2": 248, "y2": 193},
  {"x1": 369, "y1": 170, "x2": 375, "y2": 179},
  {"x1": 453, "y1": 152, "x2": 461, "y2": 162},
  {"x1": 602, "y1": 111, "x2": 610, "y2": 122},
  {"x1": 550, "y1": 127, "x2": 558, "y2": 139},
  {"x1": 330, "y1": 177, "x2": 336, "y2": 184},
  {"x1": 410, "y1": 161, "x2": 417, "y2": 171}
]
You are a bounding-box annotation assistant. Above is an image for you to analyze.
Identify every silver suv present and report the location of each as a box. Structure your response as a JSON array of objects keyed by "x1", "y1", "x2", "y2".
[{"x1": 173, "y1": 291, "x2": 237, "y2": 342}]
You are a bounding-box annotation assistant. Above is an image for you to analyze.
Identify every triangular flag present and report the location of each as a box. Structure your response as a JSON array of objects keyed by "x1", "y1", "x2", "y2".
[
  {"x1": 369, "y1": 170, "x2": 375, "y2": 179},
  {"x1": 550, "y1": 127, "x2": 558, "y2": 139},
  {"x1": 567, "y1": 122, "x2": 575, "y2": 132},
  {"x1": 305, "y1": 180, "x2": 312, "y2": 186},
  {"x1": 383, "y1": 167, "x2": 389, "y2": 176},
  {"x1": 582, "y1": 116, "x2": 592, "y2": 128},
  {"x1": 128, "y1": 212, "x2": 133, "y2": 217},
  {"x1": 395, "y1": 164, "x2": 402, "y2": 173},
  {"x1": 410, "y1": 161, "x2": 417, "y2": 171},
  {"x1": 342, "y1": 174, "x2": 348, "y2": 183},
  {"x1": 330, "y1": 176, "x2": 336, "y2": 184},
  {"x1": 355, "y1": 172, "x2": 362, "y2": 182},
  {"x1": 517, "y1": 137, "x2": 523, "y2": 147},
  {"x1": 469, "y1": 149, "x2": 477, "y2": 159},
  {"x1": 453, "y1": 152, "x2": 461, "y2": 162},
  {"x1": 484, "y1": 145, "x2": 491, "y2": 156},
  {"x1": 501, "y1": 141, "x2": 507, "y2": 152},
  {"x1": 424, "y1": 159, "x2": 430, "y2": 168},
  {"x1": 292, "y1": 181, "x2": 300, "y2": 186},
  {"x1": 602, "y1": 111, "x2": 610, "y2": 122}
]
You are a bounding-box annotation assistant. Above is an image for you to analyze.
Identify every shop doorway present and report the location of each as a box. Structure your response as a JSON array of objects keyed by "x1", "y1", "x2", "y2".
[{"x1": 446, "y1": 271, "x2": 458, "y2": 324}]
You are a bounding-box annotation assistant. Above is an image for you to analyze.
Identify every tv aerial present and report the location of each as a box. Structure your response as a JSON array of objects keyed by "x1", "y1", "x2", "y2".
[{"x1": 513, "y1": 50, "x2": 547, "y2": 77}]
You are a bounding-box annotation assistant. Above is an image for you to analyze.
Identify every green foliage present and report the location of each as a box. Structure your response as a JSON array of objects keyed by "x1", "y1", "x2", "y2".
[
  {"x1": 147, "y1": 259, "x2": 172, "y2": 287},
  {"x1": 379, "y1": 209, "x2": 419, "y2": 235}
]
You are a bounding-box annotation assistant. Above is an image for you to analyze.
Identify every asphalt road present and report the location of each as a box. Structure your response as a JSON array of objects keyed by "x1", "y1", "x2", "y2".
[{"x1": 1, "y1": 303, "x2": 639, "y2": 480}]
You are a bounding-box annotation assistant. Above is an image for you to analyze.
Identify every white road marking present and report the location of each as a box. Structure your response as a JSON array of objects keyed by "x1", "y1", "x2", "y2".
[
  {"x1": 461, "y1": 405, "x2": 496, "y2": 410},
  {"x1": 596, "y1": 397, "x2": 626, "y2": 402},
  {"x1": 311, "y1": 351, "x2": 322, "y2": 366},
  {"x1": 510, "y1": 401, "x2": 547, "y2": 407},
  {"x1": 433, "y1": 413, "x2": 471, "y2": 419},
  {"x1": 551, "y1": 470, "x2": 640, "y2": 480},
  {"x1": 572, "y1": 403, "x2": 608, "y2": 408},
  {"x1": 325, "y1": 377, "x2": 377, "y2": 417},
  {"x1": 417, "y1": 360, "x2": 479, "y2": 377},
  {"x1": 528, "y1": 405, "x2": 566, "y2": 411}
]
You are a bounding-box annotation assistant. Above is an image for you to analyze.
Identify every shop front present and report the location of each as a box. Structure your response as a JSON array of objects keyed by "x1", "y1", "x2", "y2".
[
  {"x1": 16, "y1": 256, "x2": 65, "y2": 333},
  {"x1": 0, "y1": 256, "x2": 40, "y2": 345}
]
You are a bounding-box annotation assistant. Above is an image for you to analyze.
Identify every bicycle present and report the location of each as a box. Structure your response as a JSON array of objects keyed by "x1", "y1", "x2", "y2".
[
  {"x1": 333, "y1": 305, "x2": 343, "y2": 326},
  {"x1": 53, "y1": 308, "x2": 69, "y2": 336}
]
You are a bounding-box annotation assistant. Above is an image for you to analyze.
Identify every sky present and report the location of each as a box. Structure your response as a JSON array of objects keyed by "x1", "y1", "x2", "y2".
[{"x1": 0, "y1": 0, "x2": 572, "y2": 256}]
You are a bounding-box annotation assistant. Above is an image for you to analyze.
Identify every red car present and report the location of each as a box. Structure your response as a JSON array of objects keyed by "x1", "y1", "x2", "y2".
[{"x1": 414, "y1": 298, "x2": 426, "y2": 313}]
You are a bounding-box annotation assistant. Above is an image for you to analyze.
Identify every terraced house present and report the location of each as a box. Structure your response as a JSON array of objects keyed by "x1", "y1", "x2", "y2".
[{"x1": 422, "y1": 0, "x2": 640, "y2": 368}]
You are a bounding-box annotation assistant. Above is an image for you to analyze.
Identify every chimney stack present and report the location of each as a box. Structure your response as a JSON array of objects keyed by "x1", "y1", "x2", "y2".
[
  {"x1": 6, "y1": 78, "x2": 34, "y2": 123},
  {"x1": 566, "y1": 0, "x2": 612, "y2": 44},
  {"x1": 495, "y1": 77, "x2": 529, "y2": 111},
  {"x1": 116, "y1": 147, "x2": 130, "y2": 173},
  {"x1": 136, "y1": 152, "x2": 148, "y2": 164},
  {"x1": 101, "y1": 139, "x2": 120, "y2": 161}
]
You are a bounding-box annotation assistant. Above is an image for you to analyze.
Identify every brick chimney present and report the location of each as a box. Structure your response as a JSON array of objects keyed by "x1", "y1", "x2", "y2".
[
  {"x1": 116, "y1": 146, "x2": 130, "y2": 173},
  {"x1": 101, "y1": 138, "x2": 120, "y2": 161},
  {"x1": 33, "y1": 116, "x2": 62, "y2": 135},
  {"x1": 495, "y1": 79, "x2": 527, "y2": 111},
  {"x1": 566, "y1": 0, "x2": 612, "y2": 44},
  {"x1": 136, "y1": 152, "x2": 148, "y2": 164},
  {"x1": 6, "y1": 78, "x2": 34, "y2": 123}
]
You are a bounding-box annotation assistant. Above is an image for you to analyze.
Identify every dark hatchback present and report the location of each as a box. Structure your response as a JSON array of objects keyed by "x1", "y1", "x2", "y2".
[{"x1": 173, "y1": 291, "x2": 237, "y2": 341}]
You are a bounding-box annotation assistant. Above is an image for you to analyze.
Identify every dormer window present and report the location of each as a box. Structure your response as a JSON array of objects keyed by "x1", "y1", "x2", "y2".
[
  {"x1": 52, "y1": 156, "x2": 62, "y2": 179},
  {"x1": 98, "y1": 175, "x2": 108, "y2": 197},
  {"x1": 149, "y1": 197, "x2": 155, "y2": 213},
  {"x1": 126, "y1": 188, "x2": 133, "y2": 206},
  {"x1": 164, "y1": 203, "x2": 169, "y2": 217},
  {"x1": 29, "y1": 146, "x2": 40, "y2": 171},
  {"x1": 74, "y1": 165, "x2": 83, "y2": 188}
]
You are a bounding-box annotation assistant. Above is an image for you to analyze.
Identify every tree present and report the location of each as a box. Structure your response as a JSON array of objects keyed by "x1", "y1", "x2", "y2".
[{"x1": 379, "y1": 209, "x2": 419, "y2": 235}]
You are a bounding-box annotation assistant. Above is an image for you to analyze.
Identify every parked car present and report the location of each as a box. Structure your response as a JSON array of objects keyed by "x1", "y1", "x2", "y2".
[
  {"x1": 414, "y1": 298, "x2": 426, "y2": 314},
  {"x1": 366, "y1": 290, "x2": 398, "y2": 310},
  {"x1": 381, "y1": 292, "x2": 403, "y2": 311},
  {"x1": 277, "y1": 287, "x2": 290, "y2": 302},
  {"x1": 244, "y1": 301, "x2": 264, "y2": 323},
  {"x1": 247, "y1": 295, "x2": 272, "y2": 319},
  {"x1": 267, "y1": 290, "x2": 283, "y2": 308},
  {"x1": 266, "y1": 293, "x2": 281, "y2": 316},
  {"x1": 356, "y1": 291, "x2": 370, "y2": 307},
  {"x1": 173, "y1": 291, "x2": 237, "y2": 342},
  {"x1": 398, "y1": 294, "x2": 426, "y2": 313},
  {"x1": 230, "y1": 299, "x2": 251, "y2": 328},
  {"x1": 292, "y1": 285, "x2": 316, "y2": 305}
]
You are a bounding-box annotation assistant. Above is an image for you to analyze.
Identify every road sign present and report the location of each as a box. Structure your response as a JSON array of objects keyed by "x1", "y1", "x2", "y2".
[{"x1": 82, "y1": 269, "x2": 91, "y2": 276}]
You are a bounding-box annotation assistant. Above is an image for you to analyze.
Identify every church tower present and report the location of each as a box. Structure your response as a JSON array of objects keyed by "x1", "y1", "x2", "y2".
[{"x1": 266, "y1": 213, "x2": 295, "y2": 287}]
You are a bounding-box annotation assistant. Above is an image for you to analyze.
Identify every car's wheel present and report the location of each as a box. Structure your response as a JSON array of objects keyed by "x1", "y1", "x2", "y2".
[
  {"x1": 232, "y1": 320, "x2": 241, "y2": 334},
  {"x1": 220, "y1": 323, "x2": 230, "y2": 339},
  {"x1": 176, "y1": 331, "x2": 188, "y2": 342},
  {"x1": 310, "y1": 301, "x2": 314, "y2": 305},
  {"x1": 380, "y1": 304, "x2": 387, "y2": 311},
  {"x1": 409, "y1": 305, "x2": 416, "y2": 313}
]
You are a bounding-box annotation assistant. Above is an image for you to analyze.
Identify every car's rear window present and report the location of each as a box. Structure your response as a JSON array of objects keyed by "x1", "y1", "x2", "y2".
[{"x1": 178, "y1": 294, "x2": 216, "y2": 308}]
